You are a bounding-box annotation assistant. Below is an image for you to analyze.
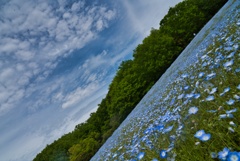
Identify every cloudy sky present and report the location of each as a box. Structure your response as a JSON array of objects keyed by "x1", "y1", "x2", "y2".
[{"x1": 0, "y1": 0, "x2": 182, "y2": 160}]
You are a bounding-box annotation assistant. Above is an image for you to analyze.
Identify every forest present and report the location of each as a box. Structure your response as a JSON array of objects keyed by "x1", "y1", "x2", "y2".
[{"x1": 33, "y1": 0, "x2": 228, "y2": 160}]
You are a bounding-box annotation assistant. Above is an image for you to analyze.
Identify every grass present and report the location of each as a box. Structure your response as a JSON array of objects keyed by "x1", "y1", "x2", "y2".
[{"x1": 92, "y1": 3, "x2": 240, "y2": 161}]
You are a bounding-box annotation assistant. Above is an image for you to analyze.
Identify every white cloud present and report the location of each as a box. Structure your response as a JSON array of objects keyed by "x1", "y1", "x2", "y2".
[
  {"x1": 0, "y1": 0, "x2": 116, "y2": 114},
  {"x1": 62, "y1": 83, "x2": 99, "y2": 109},
  {"x1": 120, "y1": 0, "x2": 182, "y2": 37}
]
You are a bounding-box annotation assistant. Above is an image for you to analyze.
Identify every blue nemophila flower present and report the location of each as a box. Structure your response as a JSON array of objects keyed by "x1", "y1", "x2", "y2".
[
  {"x1": 200, "y1": 133, "x2": 211, "y2": 142},
  {"x1": 224, "y1": 47, "x2": 233, "y2": 51},
  {"x1": 181, "y1": 74, "x2": 188, "y2": 78},
  {"x1": 177, "y1": 94, "x2": 184, "y2": 99},
  {"x1": 201, "y1": 54, "x2": 208, "y2": 60},
  {"x1": 206, "y1": 95, "x2": 215, "y2": 101},
  {"x1": 198, "y1": 72, "x2": 205, "y2": 78},
  {"x1": 194, "y1": 130, "x2": 205, "y2": 139},
  {"x1": 220, "y1": 87, "x2": 231, "y2": 96},
  {"x1": 223, "y1": 60, "x2": 234, "y2": 67},
  {"x1": 194, "y1": 130, "x2": 211, "y2": 142},
  {"x1": 224, "y1": 87, "x2": 231, "y2": 93},
  {"x1": 227, "y1": 52, "x2": 235, "y2": 58},
  {"x1": 163, "y1": 125, "x2": 173, "y2": 133},
  {"x1": 211, "y1": 152, "x2": 218, "y2": 158},
  {"x1": 186, "y1": 93, "x2": 194, "y2": 98},
  {"x1": 226, "y1": 99, "x2": 235, "y2": 105},
  {"x1": 196, "y1": 81, "x2": 200, "y2": 88},
  {"x1": 229, "y1": 121, "x2": 236, "y2": 126},
  {"x1": 218, "y1": 147, "x2": 230, "y2": 160},
  {"x1": 233, "y1": 44, "x2": 239, "y2": 49},
  {"x1": 219, "y1": 114, "x2": 227, "y2": 119},
  {"x1": 194, "y1": 93, "x2": 201, "y2": 99},
  {"x1": 206, "y1": 73, "x2": 216, "y2": 80},
  {"x1": 234, "y1": 95, "x2": 240, "y2": 100},
  {"x1": 170, "y1": 98, "x2": 175, "y2": 105},
  {"x1": 227, "y1": 113, "x2": 234, "y2": 118},
  {"x1": 219, "y1": 113, "x2": 234, "y2": 119},
  {"x1": 228, "y1": 127, "x2": 235, "y2": 133},
  {"x1": 184, "y1": 86, "x2": 190, "y2": 90},
  {"x1": 137, "y1": 152, "x2": 145, "y2": 160},
  {"x1": 170, "y1": 135, "x2": 176, "y2": 141},
  {"x1": 207, "y1": 110, "x2": 217, "y2": 113},
  {"x1": 227, "y1": 151, "x2": 240, "y2": 161},
  {"x1": 155, "y1": 125, "x2": 164, "y2": 131},
  {"x1": 226, "y1": 108, "x2": 237, "y2": 114},
  {"x1": 235, "y1": 68, "x2": 240, "y2": 73},
  {"x1": 209, "y1": 87, "x2": 217, "y2": 94},
  {"x1": 188, "y1": 107, "x2": 198, "y2": 114},
  {"x1": 237, "y1": 84, "x2": 240, "y2": 90},
  {"x1": 152, "y1": 158, "x2": 158, "y2": 161},
  {"x1": 160, "y1": 150, "x2": 167, "y2": 159}
]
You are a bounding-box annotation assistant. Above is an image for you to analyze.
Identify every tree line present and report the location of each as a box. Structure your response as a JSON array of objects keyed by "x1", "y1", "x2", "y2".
[{"x1": 33, "y1": 0, "x2": 227, "y2": 160}]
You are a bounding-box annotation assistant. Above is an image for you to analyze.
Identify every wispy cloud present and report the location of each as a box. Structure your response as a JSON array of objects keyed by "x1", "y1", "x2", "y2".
[
  {"x1": 120, "y1": 0, "x2": 182, "y2": 37},
  {"x1": 0, "y1": 0, "x2": 116, "y2": 114}
]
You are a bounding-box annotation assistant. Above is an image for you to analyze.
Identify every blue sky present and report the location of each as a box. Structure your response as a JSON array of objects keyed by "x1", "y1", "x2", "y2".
[{"x1": 0, "y1": 0, "x2": 182, "y2": 160}]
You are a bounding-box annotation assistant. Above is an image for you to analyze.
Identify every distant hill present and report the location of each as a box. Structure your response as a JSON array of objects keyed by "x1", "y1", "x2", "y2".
[{"x1": 33, "y1": 0, "x2": 229, "y2": 160}]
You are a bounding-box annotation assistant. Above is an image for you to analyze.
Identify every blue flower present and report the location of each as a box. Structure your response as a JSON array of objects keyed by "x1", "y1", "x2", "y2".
[
  {"x1": 226, "y1": 113, "x2": 234, "y2": 118},
  {"x1": 229, "y1": 121, "x2": 236, "y2": 126},
  {"x1": 152, "y1": 159, "x2": 158, "y2": 161},
  {"x1": 188, "y1": 107, "x2": 198, "y2": 114},
  {"x1": 226, "y1": 99, "x2": 235, "y2": 105},
  {"x1": 163, "y1": 125, "x2": 173, "y2": 133},
  {"x1": 211, "y1": 152, "x2": 218, "y2": 158},
  {"x1": 235, "y1": 68, "x2": 240, "y2": 73},
  {"x1": 137, "y1": 152, "x2": 145, "y2": 160},
  {"x1": 206, "y1": 95, "x2": 214, "y2": 101},
  {"x1": 194, "y1": 93, "x2": 201, "y2": 99},
  {"x1": 181, "y1": 74, "x2": 188, "y2": 78},
  {"x1": 160, "y1": 150, "x2": 167, "y2": 159},
  {"x1": 227, "y1": 52, "x2": 235, "y2": 58},
  {"x1": 227, "y1": 151, "x2": 240, "y2": 161},
  {"x1": 237, "y1": 84, "x2": 240, "y2": 90},
  {"x1": 226, "y1": 108, "x2": 237, "y2": 114},
  {"x1": 219, "y1": 114, "x2": 227, "y2": 119},
  {"x1": 228, "y1": 127, "x2": 235, "y2": 133},
  {"x1": 224, "y1": 87, "x2": 230, "y2": 93},
  {"x1": 209, "y1": 87, "x2": 217, "y2": 94},
  {"x1": 199, "y1": 133, "x2": 211, "y2": 142},
  {"x1": 177, "y1": 94, "x2": 185, "y2": 99},
  {"x1": 234, "y1": 95, "x2": 240, "y2": 100},
  {"x1": 220, "y1": 87, "x2": 230, "y2": 96},
  {"x1": 194, "y1": 130, "x2": 205, "y2": 139},
  {"x1": 223, "y1": 60, "x2": 234, "y2": 67},
  {"x1": 198, "y1": 72, "x2": 205, "y2": 78},
  {"x1": 207, "y1": 110, "x2": 217, "y2": 113},
  {"x1": 206, "y1": 73, "x2": 216, "y2": 80},
  {"x1": 218, "y1": 147, "x2": 230, "y2": 160},
  {"x1": 194, "y1": 130, "x2": 211, "y2": 142},
  {"x1": 186, "y1": 93, "x2": 194, "y2": 98},
  {"x1": 184, "y1": 86, "x2": 190, "y2": 90}
]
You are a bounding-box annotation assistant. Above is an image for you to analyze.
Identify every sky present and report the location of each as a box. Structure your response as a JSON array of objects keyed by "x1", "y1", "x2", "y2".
[{"x1": 0, "y1": 0, "x2": 182, "y2": 160}]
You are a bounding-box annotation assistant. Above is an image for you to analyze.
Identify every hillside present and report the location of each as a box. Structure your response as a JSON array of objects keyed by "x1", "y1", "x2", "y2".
[
  {"x1": 33, "y1": 0, "x2": 229, "y2": 160},
  {"x1": 91, "y1": 0, "x2": 240, "y2": 160}
]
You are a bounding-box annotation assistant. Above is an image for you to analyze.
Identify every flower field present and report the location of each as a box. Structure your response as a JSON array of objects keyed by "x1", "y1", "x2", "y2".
[{"x1": 91, "y1": 1, "x2": 240, "y2": 160}]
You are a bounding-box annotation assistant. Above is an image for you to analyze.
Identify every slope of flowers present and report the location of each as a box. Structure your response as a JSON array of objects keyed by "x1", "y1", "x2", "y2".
[{"x1": 91, "y1": 1, "x2": 239, "y2": 160}]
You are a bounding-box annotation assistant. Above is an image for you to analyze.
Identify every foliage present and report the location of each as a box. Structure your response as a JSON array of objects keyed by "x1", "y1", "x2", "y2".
[{"x1": 33, "y1": 0, "x2": 227, "y2": 160}]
